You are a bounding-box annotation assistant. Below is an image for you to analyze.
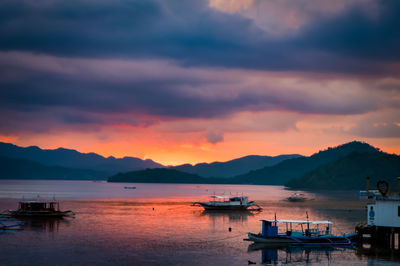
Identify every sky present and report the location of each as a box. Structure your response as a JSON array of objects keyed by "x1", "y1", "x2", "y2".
[{"x1": 0, "y1": 0, "x2": 399, "y2": 165}]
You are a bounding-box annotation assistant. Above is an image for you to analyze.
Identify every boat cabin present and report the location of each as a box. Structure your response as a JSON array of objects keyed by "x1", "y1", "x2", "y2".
[
  {"x1": 18, "y1": 201, "x2": 60, "y2": 212},
  {"x1": 209, "y1": 196, "x2": 249, "y2": 205},
  {"x1": 359, "y1": 190, "x2": 380, "y2": 200},
  {"x1": 261, "y1": 220, "x2": 333, "y2": 237}
]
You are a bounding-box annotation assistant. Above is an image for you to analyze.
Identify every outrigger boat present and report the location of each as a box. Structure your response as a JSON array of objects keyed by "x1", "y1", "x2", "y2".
[
  {"x1": 194, "y1": 195, "x2": 259, "y2": 211},
  {"x1": 247, "y1": 219, "x2": 358, "y2": 246},
  {"x1": 5, "y1": 200, "x2": 74, "y2": 218}
]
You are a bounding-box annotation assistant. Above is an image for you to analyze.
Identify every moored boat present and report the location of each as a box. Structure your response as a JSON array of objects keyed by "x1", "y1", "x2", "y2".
[
  {"x1": 194, "y1": 195, "x2": 257, "y2": 210},
  {"x1": 287, "y1": 193, "x2": 307, "y2": 202},
  {"x1": 6, "y1": 200, "x2": 74, "y2": 218},
  {"x1": 247, "y1": 219, "x2": 358, "y2": 246}
]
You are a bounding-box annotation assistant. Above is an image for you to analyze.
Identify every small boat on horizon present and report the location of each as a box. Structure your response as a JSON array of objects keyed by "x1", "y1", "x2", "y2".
[
  {"x1": 194, "y1": 195, "x2": 260, "y2": 211},
  {"x1": 247, "y1": 219, "x2": 358, "y2": 246},
  {"x1": 286, "y1": 193, "x2": 308, "y2": 202},
  {"x1": 5, "y1": 200, "x2": 74, "y2": 218}
]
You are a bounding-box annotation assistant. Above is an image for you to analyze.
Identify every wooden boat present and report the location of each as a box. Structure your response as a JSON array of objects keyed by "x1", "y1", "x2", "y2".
[
  {"x1": 247, "y1": 219, "x2": 358, "y2": 246},
  {"x1": 6, "y1": 200, "x2": 74, "y2": 218},
  {"x1": 194, "y1": 195, "x2": 257, "y2": 210}
]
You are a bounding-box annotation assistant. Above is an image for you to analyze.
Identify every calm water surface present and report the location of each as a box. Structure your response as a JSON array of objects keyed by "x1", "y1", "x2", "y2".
[{"x1": 0, "y1": 180, "x2": 398, "y2": 265}]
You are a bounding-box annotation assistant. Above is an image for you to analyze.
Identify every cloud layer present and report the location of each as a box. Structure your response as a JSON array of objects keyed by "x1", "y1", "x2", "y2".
[{"x1": 0, "y1": 0, "x2": 399, "y2": 161}]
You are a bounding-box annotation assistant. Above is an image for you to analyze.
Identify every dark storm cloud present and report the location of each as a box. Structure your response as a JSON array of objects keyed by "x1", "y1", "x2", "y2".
[
  {"x1": 294, "y1": 1, "x2": 400, "y2": 63},
  {"x1": 0, "y1": 0, "x2": 399, "y2": 74},
  {"x1": 0, "y1": 51, "x2": 381, "y2": 132}
]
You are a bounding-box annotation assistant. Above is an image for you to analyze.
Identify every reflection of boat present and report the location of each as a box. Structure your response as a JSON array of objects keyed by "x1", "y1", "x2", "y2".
[
  {"x1": 6, "y1": 200, "x2": 74, "y2": 218},
  {"x1": 287, "y1": 193, "x2": 307, "y2": 202},
  {"x1": 355, "y1": 245, "x2": 400, "y2": 263},
  {"x1": 20, "y1": 217, "x2": 69, "y2": 232},
  {"x1": 249, "y1": 244, "x2": 354, "y2": 265},
  {"x1": 194, "y1": 195, "x2": 257, "y2": 210},
  {"x1": 0, "y1": 215, "x2": 24, "y2": 230},
  {"x1": 201, "y1": 210, "x2": 254, "y2": 222},
  {"x1": 247, "y1": 219, "x2": 358, "y2": 246}
]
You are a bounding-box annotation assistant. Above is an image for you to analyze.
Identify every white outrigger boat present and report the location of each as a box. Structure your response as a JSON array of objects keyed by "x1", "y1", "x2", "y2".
[
  {"x1": 247, "y1": 219, "x2": 358, "y2": 246},
  {"x1": 194, "y1": 195, "x2": 258, "y2": 211}
]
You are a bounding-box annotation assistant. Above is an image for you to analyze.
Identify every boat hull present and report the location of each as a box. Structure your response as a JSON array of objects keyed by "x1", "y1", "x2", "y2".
[
  {"x1": 247, "y1": 233, "x2": 355, "y2": 246},
  {"x1": 197, "y1": 202, "x2": 254, "y2": 210},
  {"x1": 8, "y1": 210, "x2": 73, "y2": 218}
]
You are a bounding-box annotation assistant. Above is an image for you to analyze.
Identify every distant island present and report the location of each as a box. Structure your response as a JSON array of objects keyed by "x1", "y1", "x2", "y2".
[{"x1": 108, "y1": 168, "x2": 227, "y2": 184}]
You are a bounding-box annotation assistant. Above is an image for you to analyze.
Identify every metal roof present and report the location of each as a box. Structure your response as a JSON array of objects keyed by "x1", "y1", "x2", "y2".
[
  {"x1": 210, "y1": 195, "x2": 247, "y2": 199},
  {"x1": 19, "y1": 201, "x2": 58, "y2": 203},
  {"x1": 261, "y1": 219, "x2": 333, "y2": 225}
]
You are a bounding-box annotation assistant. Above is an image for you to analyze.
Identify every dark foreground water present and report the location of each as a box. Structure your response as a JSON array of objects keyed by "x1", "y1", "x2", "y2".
[{"x1": 0, "y1": 180, "x2": 399, "y2": 265}]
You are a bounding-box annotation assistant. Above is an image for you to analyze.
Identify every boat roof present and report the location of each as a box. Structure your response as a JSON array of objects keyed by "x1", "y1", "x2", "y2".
[
  {"x1": 210, "y1": 195, "x2": 247, "y2": 199},
  {"x1": 261, "y1": 219, "x2": 333, "y2": 225},
  {"x1": 19, "y1": 201, "x2": 58, "y2": 203}
]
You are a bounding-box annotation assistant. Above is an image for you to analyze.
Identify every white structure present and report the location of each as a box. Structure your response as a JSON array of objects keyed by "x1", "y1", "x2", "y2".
[{"x1": 367, "y1": 197, "x2": 400, "y2": 228}]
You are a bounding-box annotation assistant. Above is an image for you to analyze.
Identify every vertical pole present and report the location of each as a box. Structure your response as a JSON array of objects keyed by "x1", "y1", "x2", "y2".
[
  {"x1": 366, "y1": 177, "x2": 370, "y2": 197},
  {"x1": 391, "y1": 229, "x2": 395, "y2": 248},
  {"x1": 398, "y1": 233, "x2": 400, "y2": 250},
  {"x1": 398, "y1": 177, "x2": 400, "y2": 196}
]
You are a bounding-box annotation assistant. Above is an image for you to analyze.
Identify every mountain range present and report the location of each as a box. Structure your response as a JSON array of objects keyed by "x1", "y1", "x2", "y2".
[
  {"x1": 0, "y1": 142, "x2": 162, "y2": 178},
  {"x1": 230, "y1": 141, "x2": 380, "y2": 185},
  {"x1": 286, "y1": 151, "x2": 400, "y2": 190},
  {"x1": 0, "y1": 156, "x2": 103, "y2": 180},
  {"x1": 108, "y1": 141, "x2": 400, "y2": 190},
  {"x1": 171, "y1": 154, "x2": 302, "y2": 178},
  {"x1": 0, "y1": 142, "x2": 301, "y2": 180},
  {"x1": 1, "y1": 141, "x2": 398, "y2": 190}
]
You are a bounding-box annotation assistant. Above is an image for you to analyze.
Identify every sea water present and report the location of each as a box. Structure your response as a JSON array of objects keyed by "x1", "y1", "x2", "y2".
[{"x1": 0, "y1": 180, "x2": 398, "y2": 265}]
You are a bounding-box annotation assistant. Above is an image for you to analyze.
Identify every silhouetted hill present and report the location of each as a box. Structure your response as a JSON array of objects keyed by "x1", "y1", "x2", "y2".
[
  {"x1": 0, "y1": 142, "x2": 163, "y2": 175},
  {"x1": 108, "y1": 168, "x2": 227, "y2": 184},
  {"x1": 232, "y1": 141, "x2": 380, "y2": 185},
  {"x1": 171, "y1": 154, "x2": 302, "y2": 177},
  {"x1": 0, "y1": 156, "x2": 104, "y2": 180},
  {"x1": 286, "y1": 152, "x2": 400, "y2": 190}
]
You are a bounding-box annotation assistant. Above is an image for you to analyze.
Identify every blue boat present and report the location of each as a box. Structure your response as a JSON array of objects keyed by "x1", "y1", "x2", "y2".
[
  {"x1": 0, "y1": 215, "x2": 24, "y2": 230},
  {"x1": 247, "y1": 219, "x2": 358, "y2": 246}
]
